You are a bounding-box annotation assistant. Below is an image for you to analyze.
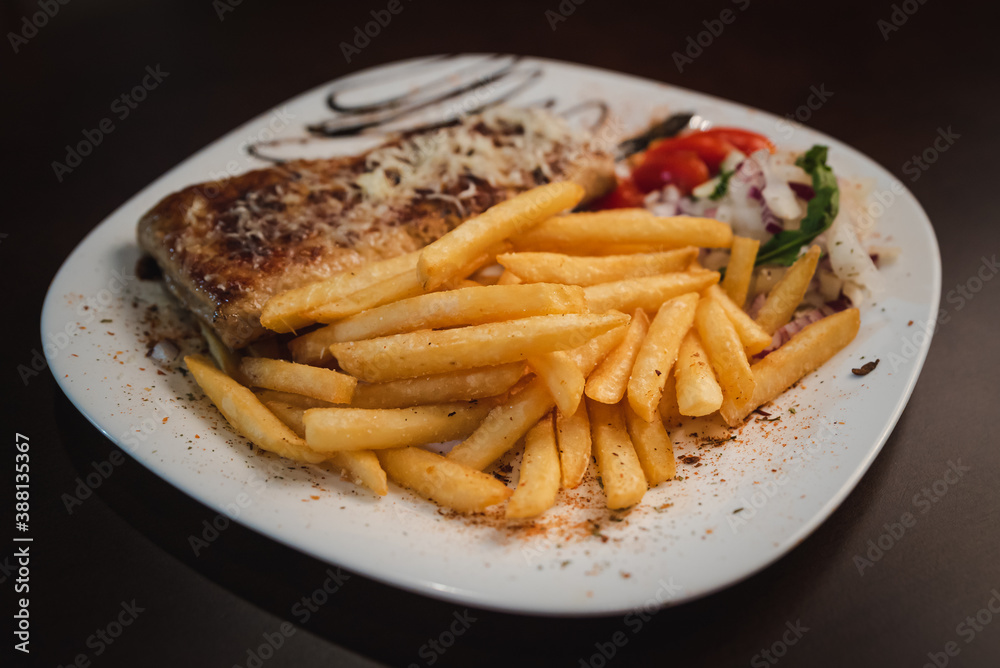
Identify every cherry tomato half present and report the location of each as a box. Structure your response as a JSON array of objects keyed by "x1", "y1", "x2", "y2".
[
  {"x1": 699, "y1": 128, "x2": 775, "y2": 155},
  {"x1": 646, "y1": 133, "x2": 735, "y2": 172},
  {"x1": 592, "y1": 177, "x2": 645, "y2": 209},
  {"x1": 632, "y1": 150, "x2": 710, "y2": 194}
]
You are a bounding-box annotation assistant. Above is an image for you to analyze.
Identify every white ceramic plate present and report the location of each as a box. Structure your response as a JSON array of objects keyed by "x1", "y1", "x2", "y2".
[{"x1": 42, "y1": 55, "x2": 940, "y2": 615}]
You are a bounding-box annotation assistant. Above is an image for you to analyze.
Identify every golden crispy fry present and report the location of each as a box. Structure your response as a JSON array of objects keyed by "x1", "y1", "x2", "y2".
[
  {"x1": 696, "y1": 298, "x2": 756, "y2": 416},
  {"x1": 329, "y1": 312, "x2": 629, "y2": 382},
  {"x1": 586, "y1": 308, "x2": 650, "y2": 404},
  {"x1": 721, "y1": 308, "x2": 860, "y2": 425},
  {"x1": 418, "y1": 182, "x2": 585, "y2": 290},
  {"x1": 438, "y1": 241, "x2": 512, "y2": 290},
  {"x1": 198, "y1": 321, "x2": 246, "y2": 383},
  {"x1": 627, "y1": 293, "x2": 699, "y2": 422},
  {"x1": 253, "y1": 389, "x2": 334, "y2": 409},
  {"x1": 506, "y1": 415, "x2": 561, "y2": 519},
  {"x1": 496, "y1": 269, "x2": 523, "y2": 285},
  {"x1": 588, "y1": 399, "x2": 646, "y2": 509},
  {"x1": 306, "y1": 283, "x2": 587, "y2": 345},
  {"x1": 261, "y1": 252, "x2": 420, "y2": 333},
  {"x1": 184, "y1": 355, "x2": 325, "y2": 464},
  {"x1": 584, "y1": 271, "x2": 719, "y2": 313},
  {"x1": 350, "y1": 363, "x2": 525, "y2": 409},
  {"x1": 674, "y1": 331, "x2": 723, "y2": 417},
  {"x1": 496, "y1": 248, "x2": 699, "y2": 286},
  {"x1": 721, "y1": 236, "x2": 760, "y2": 308},
  {"x1": 264, "y1": 401, "x2": 388, "y2": 496},
  {"x1": 658, "y1": 368, "x2": 683, "y2": 428},
  {"x1": 516, "y1": 211, "x2": 733, "y2": 250},
  {"x1": 755, "y1": 245, "x2": 822, "y2": 335},
  {"x1": 240, "y1": 357, "x2": 357, "y2": 405},
  {"x1": 624, "y1": 402, "x2": 676, "y2": 485},
  {"x1": 377, "y1": 447, "x2": 512, "y2": 513},
  {"x1": 447, "y1": 377, "x2": 554, "y2": 470},
  {"x1": 556, "y1": 400, "x2": 591, "y2": 489},
  {"x1": 527, "y1": 351, "x2": 586, "y2": 416},
  {"x1": 307, "y1": 269, "x2": 425, "y2": 324},
  {"x1": 560, "y1": 322, "x2": 630, "y2": 374},
  {"x1": 705, "y1": 284, "x2": 773, "y2": 356},
  {"x1": 303, "y1": 402, "x2": 491, "y2": 451}
]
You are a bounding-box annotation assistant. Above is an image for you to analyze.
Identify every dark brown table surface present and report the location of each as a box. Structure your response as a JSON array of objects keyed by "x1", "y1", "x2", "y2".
[{"x1": 4, "y1": 0, "x2": 998, "y2": 666}]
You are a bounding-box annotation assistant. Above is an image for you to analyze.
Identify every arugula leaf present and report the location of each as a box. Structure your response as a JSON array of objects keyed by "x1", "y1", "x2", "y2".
[
  {"x1": 754, "y1": 145, "x2": 839, "y2": 266},
  {"x1": 709, "y1": 169, "x2": 734, "y2": 201}
]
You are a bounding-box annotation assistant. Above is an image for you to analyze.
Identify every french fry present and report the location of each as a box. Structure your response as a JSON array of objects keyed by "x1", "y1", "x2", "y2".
[
  {"x1": 253, "y1": 389, "x2": 334, "y2": 409},
  {"x1": 496, "y1": 248, "x2": 699, "y2": 286},
  {"x1": 377, "y1": 447, "x2": 512, "y2": 513},
  {"x1": 261, "y1": 251, "x2": 420, "y2": 333},
  {"x1": 240, "y1": 357, "x2": 357, "y2": 405},
  {"x1": 705, "y1": 284, "x2": 773, "y2": 356},
  {"x1": 184, "y1": 355, "x2": 325, "y2": 464},
  {"x1": 198, "y1": 321, "x2": 246, "y2": 383},
  {"x1": 328, "y1": 312, "x2": 629, "y2": 382},
  {"x1": 350, "y1": 363, "x2": 525, "y2": 409},
  {"x1": 721, "y1": 308, "x2": 860, "y2": 425},
  {"x1": 527, "y1": 351, "x2": 586, "y2": 416},
  {"x1": 588, "y1": 400, "x2": 646, "y2": 509},
  {"x1": 624, "y1": 402, "x2": 676, "y2": 485},
  {"x1": 556, "y1": 400, "x2": 591, "y2": 489},
  {"x1": 438, "y1": 241, "x2": 511, "y2": 290},
  {"x1": 418, "y1": 182, "x2": 585, "y2": 290},
  {"x1": 303, "y1": 283, "x2": 586, "y2": 346},
  {"x1": 720, "y1": 236, "x2": 760, "y2": 308},
  {"x1": 304, "y1": 402, "x2": 490, "y2": 451},
  {"x1": 627, "y1": 293, "x2": 699, "y2": 422},
  {"x1": 506, "y1": 414, "x2": 561, "y2": 519},
  {"x1": 307, "y1": 269, "x2": 425, "y2": 324},
  {"x1": 696, "y1": 298, "x2": 756, "y2": 415},
  {"x1": 496, "y1": 269, "x2": 523, "y2": 285},
  {"x1": 561, "y1": 322, "x2": 630, "y2": 374},
  {"x1": 658, "y1": 368, "x2": 683, "y2": 428},
  {"x1": 586, "y1": 308, "x2": 650, "y2": 404},
  {"x1": 264, "y1": 401, "x2": 388, "y2": 496},
  {"x1": 516, "y1": 211, "x2": 733, "y2": 250},
  {"x1": 674, "y1": 331, "x2": 723, "y2": 417},
  {"x1": 447, "y1": 377, "x2": 554, "y2": 470},
  {"x1": 584, "y1": 271, "x2": 719, "y2": 313},
  {"x1": 755, "y1": 245, "x2": 822, "y2": 335}
]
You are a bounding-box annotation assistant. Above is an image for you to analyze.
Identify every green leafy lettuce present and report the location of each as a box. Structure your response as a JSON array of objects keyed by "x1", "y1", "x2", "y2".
[{"x1": 754, "y1": 145, "x2": 839, "y2": 266}]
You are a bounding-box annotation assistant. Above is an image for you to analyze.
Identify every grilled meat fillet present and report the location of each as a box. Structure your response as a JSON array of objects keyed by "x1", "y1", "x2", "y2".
[{"x1": 138, "y1": 106, "x2": 615, "y2": 348}]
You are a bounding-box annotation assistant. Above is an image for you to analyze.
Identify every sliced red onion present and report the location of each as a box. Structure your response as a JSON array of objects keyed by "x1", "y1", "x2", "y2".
[
  {"x1": 748, "y1": 186, "x2": 763, "y2": 201},
  {"x1": 789, "y1": 182, "x2": 815, "y2": 200}
]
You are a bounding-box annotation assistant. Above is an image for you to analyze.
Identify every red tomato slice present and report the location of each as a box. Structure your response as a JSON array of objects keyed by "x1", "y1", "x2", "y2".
[
  {"x1": 645, "y1": 134, "x2": 734, "y2": 172},
  {"x1": 632, "y1": 150, "x2": 710, "y2": 194},
  {"x1": 592, "y1": 177, "x2": 646, "y2": 209},
  {"x1": 700, "y1": 128, "x2": 775, "y2": 154}
]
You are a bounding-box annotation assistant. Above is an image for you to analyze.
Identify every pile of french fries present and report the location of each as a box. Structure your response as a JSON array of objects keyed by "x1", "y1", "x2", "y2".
[{"x1": 184, "y1": 182, "x2": 860, "y2": 518}]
